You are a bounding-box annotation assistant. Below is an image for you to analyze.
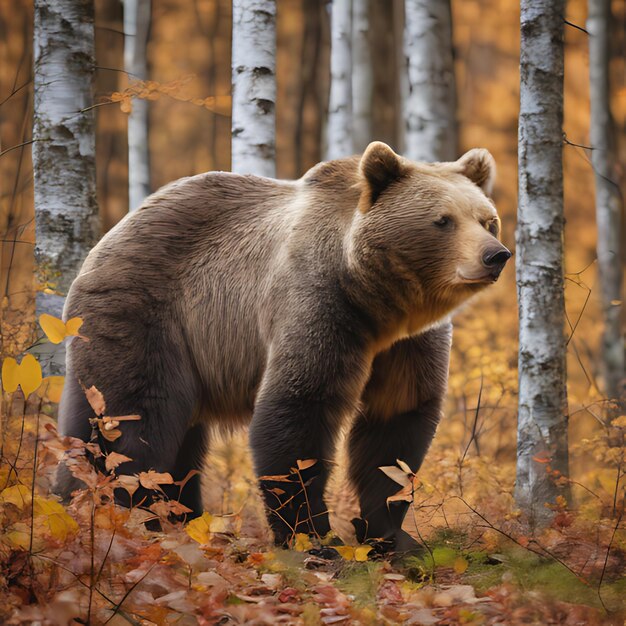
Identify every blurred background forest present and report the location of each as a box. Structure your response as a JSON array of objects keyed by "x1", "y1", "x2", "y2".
[
  {"x1": 2, "y1": 0, "x2": 624, "y2": 474},
  {"x1": 0, "y1": 0, "x2": 625, "y2": 622}
]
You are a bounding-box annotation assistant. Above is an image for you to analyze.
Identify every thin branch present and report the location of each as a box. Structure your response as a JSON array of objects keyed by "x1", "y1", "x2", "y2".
[
  {"x1": 0, "y1": 139, "x2": 39, "y2": 159},
  {"x1": 0, "y1": 79, "x2": 32, "y2": 108},
  {"x1": 563, "y1": 18, "x2": 589, "y2": 35}
]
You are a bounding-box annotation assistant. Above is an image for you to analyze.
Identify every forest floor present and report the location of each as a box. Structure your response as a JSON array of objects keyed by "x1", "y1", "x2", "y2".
[{"x1": 0, "y1": 404, "x2": 624, "y2": 626}]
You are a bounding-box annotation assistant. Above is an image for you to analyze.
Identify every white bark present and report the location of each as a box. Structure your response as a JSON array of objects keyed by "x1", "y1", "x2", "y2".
[
  {"x1": 326, "y1": 0, "x2": 353, "y2": 160},
  {"x1": 351, "y1": 0, "x2": 372, "y2": 152},
  {"x1": 231, "y1": 0, "x2": 276, "y2": 177},
  {"x1": 33, "y1": 0, "x2": 99, "y2": 322},
  {"x1": 515, "y1": 0, "x2": 569, "y2": 525},
  {"x1": 403, "y1": 0, "x2": 457, "y2": 162},
  {"x1": 587, "y1": 0, "x2": 624, "y2": 408},
  {"x1": 124, "y1": 0, "x2": 151, "y2": 210}
]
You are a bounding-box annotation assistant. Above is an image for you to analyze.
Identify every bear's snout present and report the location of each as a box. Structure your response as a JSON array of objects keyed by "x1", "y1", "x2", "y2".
[{"x1": 482, "y1": 246, "x2": 512, "y2": 278}]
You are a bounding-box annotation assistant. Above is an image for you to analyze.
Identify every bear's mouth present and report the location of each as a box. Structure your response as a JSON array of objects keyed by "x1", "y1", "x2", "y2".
[{"x1": 456, "y1": 270, "x2": 498, "y2": 285}]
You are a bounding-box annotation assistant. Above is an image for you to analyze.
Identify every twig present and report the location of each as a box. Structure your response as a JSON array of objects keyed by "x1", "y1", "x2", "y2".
[
  {"x1": 460, "y1": 376, "x2": 483, "y2": 464},
  {"x1": 29, "y1": 406, "x2": 41, "y2": 558},
  {"x1": 104, "y1": 563, "x2": 156, "y2": 624},
  {"x1": 0, "y1": 139, "x2": 38, "y2": 159},
  {"x1": 563, "y1": 18, "x2": 589, "y2": 35},
  {"x1": 597, "y1": 504, "x2": 623, "y2": 613}
]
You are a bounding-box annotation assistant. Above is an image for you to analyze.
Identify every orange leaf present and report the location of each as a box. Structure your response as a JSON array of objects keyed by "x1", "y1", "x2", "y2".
[
  {"x1": 139, "y1": 471, "x2": 174, "y2": 491},
  {"x1": 105, "y1": 452, "x2": 133, "y2": 472},
  {"x1": 296, "y1": 459, "x2": 317, "y2": 471},
  {"x1": 85, "y1": 385, "x2": 106, "y2": 415}
]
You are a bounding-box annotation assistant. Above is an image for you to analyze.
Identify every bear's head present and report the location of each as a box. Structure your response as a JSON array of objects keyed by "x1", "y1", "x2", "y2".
[{"x1": 350, "y1": 141, "x2": 511, "y2": 327}]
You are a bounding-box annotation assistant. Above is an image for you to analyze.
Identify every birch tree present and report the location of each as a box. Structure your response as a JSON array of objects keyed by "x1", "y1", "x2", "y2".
[
  {"x1": 326, "y1": 0, "x2": 353, "y2": 160},
  {"x1": 351, "y1": 0, "x2": 372, "y2": 152},
  {"x1": 587, "y1": 0, "x2": 624, "y2": 408},
  {"x1": 231, "y1": 0, "x2": 276, "y2": 177},
  {"x1": 515, "y1": 0, "x2": 569, "y2": 524},
  {"x1": 33, "y1": 0, "x2": 99, "y2": 323},
  {"x1": 124, "y1": 0, "x2": 151, "y2": 210},
  {"x1": 403, "y1": 0, "x2": 457, "y2": 162}
]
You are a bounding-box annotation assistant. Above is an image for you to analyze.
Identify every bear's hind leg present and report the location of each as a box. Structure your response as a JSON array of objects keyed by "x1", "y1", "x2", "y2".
[
  {"x1": 55, "y1": 365, "x2": 98, "y2": 501},
  {"x1": 168, "y1": 422, "x2": 210, "y2": 519}
]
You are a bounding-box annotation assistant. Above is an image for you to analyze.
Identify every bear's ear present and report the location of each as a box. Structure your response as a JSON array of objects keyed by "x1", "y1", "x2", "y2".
[
  {"x1": 358, "y1": 141, "x2": 407, "y2": 212},
  {"x1": 455, "y1": 148, "x2": 496, "y2": 196}
]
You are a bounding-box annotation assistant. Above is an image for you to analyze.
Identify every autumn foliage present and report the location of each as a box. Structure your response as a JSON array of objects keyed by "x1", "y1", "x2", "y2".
[{"x1": 0, "y1": 308, "x2": 624, "y2": 624}]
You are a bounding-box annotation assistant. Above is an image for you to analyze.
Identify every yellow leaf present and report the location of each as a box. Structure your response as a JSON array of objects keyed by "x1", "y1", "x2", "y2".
[
  {"x1": 293, "y1": 533, "x2": 313, "y2": 552},
  {"x1": 354, "y1": 545, "x2": 373, "y2": 562},
  {"x1": 39, "y1": 313, "x2": 67, "y2": 344},
  {"x1": 335, "y1": 545, "x2": 355, "y2": 560},
  {"x1": 453, "y1": 557, "x2": 469, "y2": 574},
  {"x1": 0, "y1": 484, "x2": 32, "y2": 509},
  {"x1": 186, "y1": 512, "x2": 213, "y2": 544},
  {"x1": 4, "y1": 355, "x2": 43, "y2": 398},
  {"x1": 19, "y1": 355, "x2": 42, "y2": 397},
  {"x1": 4, "y1": 525, "x2": 30, "y2": 549},
  {"x1": 33, "y1": 497, "x2": 79, "y2": 541},
  {"x1": 39, "y1": 376, "x2": 65, "y2": 403},
  {"x1": 209, "y1": 515, "x2": 228, "y2": 533},
  {"x1": 2, "y1": 357, "x2": 19, "y2": 392},
  {"x1": 611, "y1": 415, "x2": 626, "y2": 428},
  {"x1": 65, "y1": 317, "x2": 83, "y2": 336}
]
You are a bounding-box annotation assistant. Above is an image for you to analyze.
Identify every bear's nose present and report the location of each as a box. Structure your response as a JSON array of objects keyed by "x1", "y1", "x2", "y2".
[{"x1": 482, "y1": 247, "x2": 512, "y2": 271}]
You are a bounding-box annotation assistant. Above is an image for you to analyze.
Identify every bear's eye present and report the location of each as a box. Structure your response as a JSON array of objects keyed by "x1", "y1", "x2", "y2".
[
  {"x1": 434, "y1": 216, "x2": 452, "y2": 228},
  {"x1": 486, "y1": 220, "x2": 499, "y2": 236}
]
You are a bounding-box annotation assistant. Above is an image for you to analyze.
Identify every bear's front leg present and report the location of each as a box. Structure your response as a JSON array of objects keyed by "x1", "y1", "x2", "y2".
[
  {"x1": 348, "y1": 325, "x2": 451, "y2": 554},
  {"x1": 249, "y1": 328, "x2": 370, "y2": 547}
]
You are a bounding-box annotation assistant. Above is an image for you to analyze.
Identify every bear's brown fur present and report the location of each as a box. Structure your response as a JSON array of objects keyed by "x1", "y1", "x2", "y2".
[{"x1": 58, "y1": 142, "x2": 509, "y2": 551}]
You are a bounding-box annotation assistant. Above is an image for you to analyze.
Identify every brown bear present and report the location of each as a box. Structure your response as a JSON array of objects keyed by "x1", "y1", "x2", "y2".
[{"x1": 57, "y1": 142, "x2": 510, "y2": 552}]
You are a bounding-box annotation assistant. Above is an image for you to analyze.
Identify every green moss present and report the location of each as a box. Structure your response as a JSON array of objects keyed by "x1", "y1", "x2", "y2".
[{"x1": 335, "y1": 561, "x2": 383, "y2": 607}]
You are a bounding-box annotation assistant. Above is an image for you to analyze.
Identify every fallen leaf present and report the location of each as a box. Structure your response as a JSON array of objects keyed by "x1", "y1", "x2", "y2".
[
  {"x1": 186, "y1": 512, "x2": 213, "y2": 544},
  {"x1": 334, "y1": 545, "x2": 355, "y2": 560},
  {"x1": 354, "y1": 545, "x2": 373, "y2": 562},
  {"x1": 0, "y1": 484, "x2": 32, "y2": 509},
  {"x1": 454, "y1": 556, "x2": 469, "y2": 574},
  {"x1": 33, "y1": 497, "x2": 79, "y2": 541},
  {"x1": 293, "y1": 533, "x2": 313, "y2": 552}
]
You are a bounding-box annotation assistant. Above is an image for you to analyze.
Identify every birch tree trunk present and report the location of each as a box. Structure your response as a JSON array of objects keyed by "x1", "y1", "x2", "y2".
[
  {"x1": 515, "y1": 0, "x2": 569, "y2": 525},
  {"x1": 403, "y1": 0, "x2": 457, "y2": 162},
  {"x1": 326, "y1": 0, "x2": 353, "y2": 160},
  {"x1": 231, "y1": 0, "x2": 276, "y2": 177},
  {"x1": 587, "y1": 0, "x2": 624, "y2": 409},
  {"x1": 124, "y1": 0, "x2": 151, "y2": 210},
  {"x1": 351, "y1": 0, "x2": 372, "y2": 153},
  {"x1": 33, "y1": 0, "x2": 99, "y2": 324}
]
